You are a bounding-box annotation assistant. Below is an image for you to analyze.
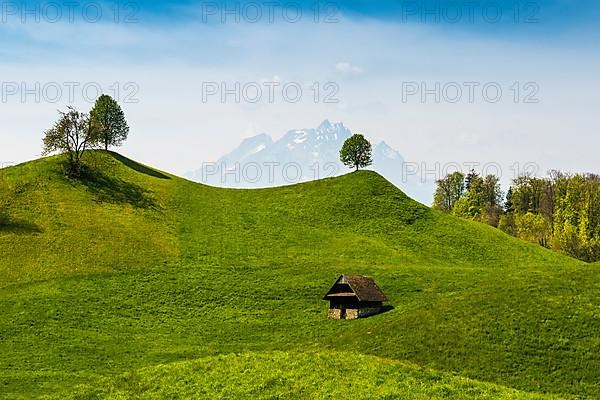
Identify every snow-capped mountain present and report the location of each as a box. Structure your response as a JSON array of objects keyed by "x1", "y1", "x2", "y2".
[
  {"x1": 217, "y1": 133, "x2": 273, "y2": 165},
  {"x1": 186, "y1": 120, "x2": 433, "y2": 204}
]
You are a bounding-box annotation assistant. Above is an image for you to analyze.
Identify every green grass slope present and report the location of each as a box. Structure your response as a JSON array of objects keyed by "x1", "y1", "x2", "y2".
[
  {"x1": 0, "y1": 152, "x2": 177, "y2": 287},
  {"x1": 1, "y1": 152, "x2": 598, "y2": 399},
  {"x1": 62, "y1": 351, "x2": 564, "y2": 400}
]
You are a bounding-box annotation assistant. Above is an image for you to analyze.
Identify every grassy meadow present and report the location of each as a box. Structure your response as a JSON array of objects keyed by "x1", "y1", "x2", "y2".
[{"x1": 0, "y1": 151, "x2": 598, "y2": 399}]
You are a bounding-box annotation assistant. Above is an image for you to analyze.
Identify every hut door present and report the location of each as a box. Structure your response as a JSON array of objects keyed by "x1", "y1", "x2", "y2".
[{"x1": 340, "y1": 308, "x2": 346, "y2": 320}]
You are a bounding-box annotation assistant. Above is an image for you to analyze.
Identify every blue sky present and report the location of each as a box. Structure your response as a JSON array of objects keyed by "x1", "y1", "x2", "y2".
[{"x1": 1, "y1": 1, "x2": 599, "y2": 190}]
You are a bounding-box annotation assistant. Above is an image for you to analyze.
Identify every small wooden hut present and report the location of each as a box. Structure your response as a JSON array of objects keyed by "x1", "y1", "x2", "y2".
[{"x1": 323, "y1": 275, "x2": 387, "y2": 319}]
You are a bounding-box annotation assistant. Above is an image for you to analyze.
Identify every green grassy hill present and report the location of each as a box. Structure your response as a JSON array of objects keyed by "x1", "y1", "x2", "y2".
[
  {"x1": 0, "y1": 152, "x2": 176, "y2": 287},
  {"x1": 1, "y1": 152, "x2": 598, "y2": 399},
  {"x1": 64, "y1": 351, "x2": 563, "y2": 400}
]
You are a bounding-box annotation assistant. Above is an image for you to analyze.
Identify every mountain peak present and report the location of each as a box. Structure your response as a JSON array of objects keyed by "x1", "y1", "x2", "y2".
[
  {"x1": 241, "y1": 133, "x2": 273, "y2": 146},
  {"x1": 216, "y1": 133, "x2": 273, "y2": 164},
  {"x1": 374, "y1": 141, "x2": 403, "y2": 161},
  {"x1": 317, "y1": 119, "x2": 347, "y2": 132},
  {"x1": 318, "y1": 119, "x2": 333, "y2": 130}
]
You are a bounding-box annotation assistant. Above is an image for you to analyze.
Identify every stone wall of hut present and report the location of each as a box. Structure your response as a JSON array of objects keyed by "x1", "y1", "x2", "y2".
[
  {"x1": 346, "y1": 309, "x2": 359, "y2": 320},
  {"x1": 328, "y1": 306, "x2": 383, "y2": 320}
]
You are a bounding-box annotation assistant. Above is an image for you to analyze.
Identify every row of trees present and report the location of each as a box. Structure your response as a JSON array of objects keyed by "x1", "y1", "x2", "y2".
[
  {"x1": 433, "y1": 170, "x2": 600, "y2": 262},
  {"x1": 42, "y1": 95, "x2": 129, "y2": 177},
  {"x1": 433, "y1": 171, "x2": 504, "y2": 226},
  {"x1": 501, "y1": 173, "x2": 600, "y2": 262}
]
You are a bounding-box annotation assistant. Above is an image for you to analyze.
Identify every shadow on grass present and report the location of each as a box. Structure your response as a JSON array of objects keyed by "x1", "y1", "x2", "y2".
[
  {"x1": 109, "y1": 152, "x2": 171, "y2": 180},
  {"x1": 79, "y1": 166, "x2": 159, "y2": 209},
  {"x1": 381, "y1": 305, "x2": 395, "y2": 314},
  {"x1": 362, "y1": 305, "x2": 395, "y2": 319},
  {"x1": 0, "y1": 218, "x2": 43, "y2": 234}
]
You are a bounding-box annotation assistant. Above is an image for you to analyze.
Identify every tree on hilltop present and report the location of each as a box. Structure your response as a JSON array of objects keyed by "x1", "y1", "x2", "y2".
[
  {"x1": 340, "y1": 134, "x2": 373, "y2": 171},
  {"x1": 42, "y1": 107, "x2": 97, "y2": 178},
  {"x1": 90, "y1": 94, "x2": 129, "y2": 151}
]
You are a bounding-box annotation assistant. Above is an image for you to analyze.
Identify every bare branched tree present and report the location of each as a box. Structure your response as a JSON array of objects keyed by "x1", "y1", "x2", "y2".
[{"x1": 42, "y1": 107, "x2": 98, "y2": 177}]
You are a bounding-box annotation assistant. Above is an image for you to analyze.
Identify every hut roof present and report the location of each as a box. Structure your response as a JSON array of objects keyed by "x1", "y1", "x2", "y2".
[{"x1": 323, "y1": 275, "x2": 388, "y2": 302}]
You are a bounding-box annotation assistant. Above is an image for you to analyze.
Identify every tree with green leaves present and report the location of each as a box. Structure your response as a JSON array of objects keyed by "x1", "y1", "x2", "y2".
[
  {"x1": 436, "y1": 170, "x2": 504, "y2": 226},
  {"x1": 465, "y1": 169, "x2": 478, "y2": 191},
  {"x1": 553, "y1": 174, "x2": 600, "y2": 261},
  {"x1": 498, "y1": 212, "x2": 516, "y2": 236},
  {"x1": 516, "y1": 212, "x2": 552, "y2": 247},
  {"x1": 510, "y1": 176, "x2": 554, "y2": 217},
  {"x1": 460, "y1": 172, "x2": 485, "y2": 217},
  {"x1": 90, "y1": 94, "x2": 130, "y2": 151},
  {"x1": 433, "y1": 172, "x2": 465, "y2": 212},
  {"x1": 483, "y1": 175, "x2": 503, "y2": 207},
  {"x1": 505, "y1": 187, "x2": 515, "y2": 213},
  {"x1": 339, "y1": 134, "x2": 373, "y2": 171},
  {"x1": 499, "y1": 187, "x2": 516, "y2": 236},
  {"x1": 42, "y1": 107, "x2": 97, "y2": 178}
]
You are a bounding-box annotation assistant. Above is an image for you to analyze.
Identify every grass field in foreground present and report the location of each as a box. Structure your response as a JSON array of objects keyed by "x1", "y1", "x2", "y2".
[
  {"x1": 61, "y1": 351, "x2": 566, "y2": 400},
  {"x1": 1, "y1": 152, "x2": 598, "y2": 398}
]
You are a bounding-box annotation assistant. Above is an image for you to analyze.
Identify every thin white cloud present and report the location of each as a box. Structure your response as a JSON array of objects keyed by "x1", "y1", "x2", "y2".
[{"x1": 334, "y1": 62, "x2": 365, "y2": 75}]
